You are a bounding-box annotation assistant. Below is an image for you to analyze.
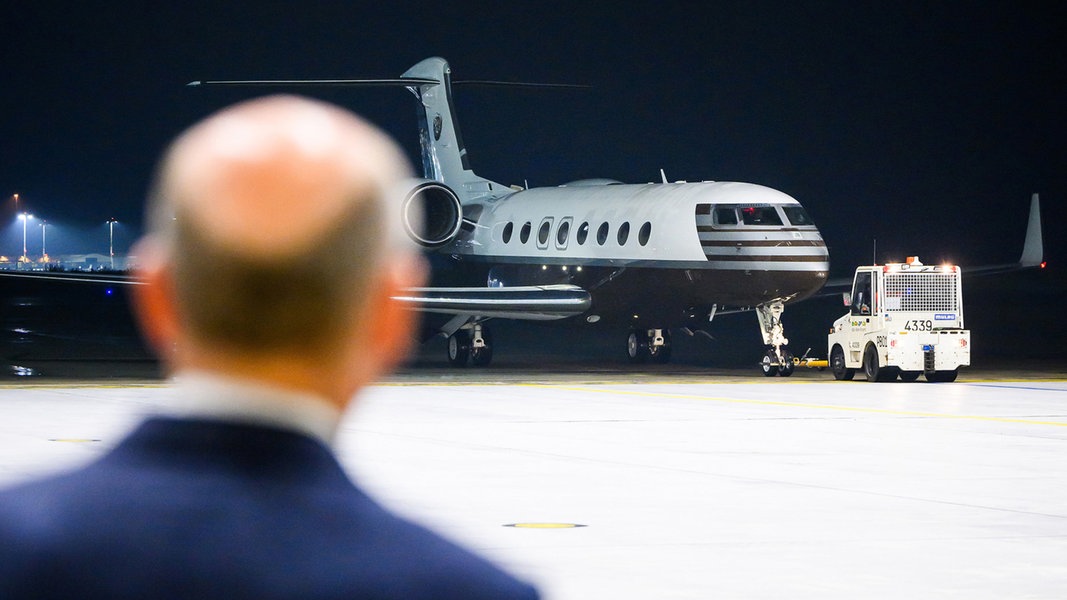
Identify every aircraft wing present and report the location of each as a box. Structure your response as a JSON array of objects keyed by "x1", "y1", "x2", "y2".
[
  {"x1": 393, "y1": 284, "x2": 591, "y2": 321},
  {"x1": 0, "y1": 271, "x2": 139, "y2": 285},
  {"x1": 960, "y1": 193, "x2": 1044, "y2": 276},
  {"x1": 817, "y1": 193, "x2": 1045, "y2": 296},
  {"x1": 0, "y1": 272, "x2": 591, "y2": 321}
]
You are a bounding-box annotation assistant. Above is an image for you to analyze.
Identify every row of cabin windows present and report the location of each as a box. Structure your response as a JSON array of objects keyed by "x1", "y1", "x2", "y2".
[{"x1": 501, "y1": 219, "x2": 653, "y2": 248}]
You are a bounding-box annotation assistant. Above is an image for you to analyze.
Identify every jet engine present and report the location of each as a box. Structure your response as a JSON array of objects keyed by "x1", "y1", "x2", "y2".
[{"x1": 401, "y1": 179, "x2": 463, "y2": 248}]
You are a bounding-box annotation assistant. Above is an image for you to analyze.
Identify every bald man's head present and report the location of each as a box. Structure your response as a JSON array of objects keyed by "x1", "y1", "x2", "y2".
[
  {"x1": 150, "y1": 95, "x2": 411, "y2": 256},
  {"x1": 143, "y1": 95, "x2": 416, "y2": 354}
]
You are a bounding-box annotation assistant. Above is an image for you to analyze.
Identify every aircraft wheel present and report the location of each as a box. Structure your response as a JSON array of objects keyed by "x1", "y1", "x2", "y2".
[
  {"x1": 470, "y1": 328, "x2": 493, "y2": 367},
  {"x1": 925, "y1": 370, "x2": 958, "y2": 383},
  {"x1": 760, "y1": 348, "x2": 778, "y2": 377},
  {"x1": 831, "y1": 345, "x2": 854, "y2": 381},
  {"x1": 863, "y1": 343, "x2": 883, "y2": 382},
  {"x1": 899, "y1": 370, "x2": 921, "y2": 382},
  {"x1": 447, "y1": 331, "x2": 471, "y2": 367},
  {"x1": 778, "y1": 348, "x2": 795, "y2": 377},
  {"x1": 627, "y1": 330, "x2": 649, "y2": 364},
  {"x1": 649, "y1": 330, "x2": 672, "y2": 364}
]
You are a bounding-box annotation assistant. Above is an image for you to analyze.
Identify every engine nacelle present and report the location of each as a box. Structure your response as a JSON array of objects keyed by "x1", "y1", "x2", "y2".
[{"x1": 401, "y1": 179, "x2": 463, "y2": 248}]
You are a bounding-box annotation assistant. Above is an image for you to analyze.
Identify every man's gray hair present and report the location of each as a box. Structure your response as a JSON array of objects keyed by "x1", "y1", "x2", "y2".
[{"x1": 143, "y1": 96, "x2": 415, "y2": 353}]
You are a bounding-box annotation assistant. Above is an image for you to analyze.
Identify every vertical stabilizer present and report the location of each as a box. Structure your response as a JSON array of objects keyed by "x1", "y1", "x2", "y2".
[{"x1": 402, "y1": 58, "x2": 508, "y2": 203}]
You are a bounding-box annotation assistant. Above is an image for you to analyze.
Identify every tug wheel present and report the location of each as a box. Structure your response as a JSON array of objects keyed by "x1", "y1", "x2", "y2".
[
  {"x1": 864, "y1": 344, "x2": 897, "y2": 382},
  {"x1": 831, "y1": 345, "x2": 854, "y2": 381},
  {"x1": 925, "y1": 370, "x2": 958, "y2": 383}
]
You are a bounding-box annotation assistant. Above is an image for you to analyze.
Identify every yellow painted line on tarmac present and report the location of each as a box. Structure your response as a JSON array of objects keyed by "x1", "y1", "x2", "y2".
[
  {"x1": 0, "y1": 382, "x2": 167, "y2": 390},
  {"x1": 504, "y1": 523, "x2": 587, "y2": 529},
  {"x1": 520, "y1": 384, "x2": 1067, "y2": 428}
]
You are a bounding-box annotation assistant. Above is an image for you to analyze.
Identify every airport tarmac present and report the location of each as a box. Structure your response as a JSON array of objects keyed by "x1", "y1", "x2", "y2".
[{"x1": 1, "y1": 368, "x2": 1065, "y2": 598}]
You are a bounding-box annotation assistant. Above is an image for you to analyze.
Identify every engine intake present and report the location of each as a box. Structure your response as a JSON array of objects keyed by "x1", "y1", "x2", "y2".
[{"x1": 401, "y1": 180, "x2": 463, "y2": 248}]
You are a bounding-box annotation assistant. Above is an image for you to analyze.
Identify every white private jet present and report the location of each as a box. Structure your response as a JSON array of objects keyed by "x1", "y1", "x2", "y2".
[{"x1": 190, "y1": 57, "x2": 848, "y2": 374}]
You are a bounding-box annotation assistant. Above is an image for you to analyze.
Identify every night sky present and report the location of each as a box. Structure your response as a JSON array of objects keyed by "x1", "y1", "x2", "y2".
[{"x1": 2, "y1": 2, "x2": 1063, "y2": 275}]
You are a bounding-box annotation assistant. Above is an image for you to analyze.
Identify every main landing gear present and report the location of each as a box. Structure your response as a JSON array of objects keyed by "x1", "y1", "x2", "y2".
[
  {"x1": 627, "y1": 328, "x2": 672, "y2": 364},
  {"x1": 756, "y1": 300, "x2": 794, "y2": 377},
  {"x1": 447, "y1": 324, "x2": 493, "y2": 367}
]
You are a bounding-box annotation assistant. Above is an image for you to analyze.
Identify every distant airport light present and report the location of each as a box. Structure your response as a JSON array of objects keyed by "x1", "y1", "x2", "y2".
[
  {"x1": 39, "y1": 221, "x2": 48, "y2": 263},
  {"x1": 18, "y1": 213, "x2": 33, "y2": 269},
  {"x1": 107, "y1": 218, "x2": 118, "y2": 269}
]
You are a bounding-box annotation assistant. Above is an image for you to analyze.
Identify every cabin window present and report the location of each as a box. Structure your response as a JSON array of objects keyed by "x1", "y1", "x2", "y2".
[
  {"x1": 520, "y1": 222, "x2": 532, "y2": 244},
  {"x1": 537, "y1": 219, "x2": 552, "y2": 248},
  {"x1": 638, "y1": 222, "x2": 652, "y2": 246},
  {"x1": 714, "y1": 207, "x2": 738, "y2": 225},
  {"x1": 576, "y1": 221, "x2": 589, "y2": 245},
  {"x1": 617, "y1": 222, "x2": 630, "y2": 245},
  {"x1": 782, "y1": 206, "x2": 815, "y2": 226},
  {"x1": 740, "y1": 206, "x2": 783, "y2": 226},
  {"x1": 502, "y1": 222, "x2": 514, "y2": 243},
  {"x1": 556, "y1": 219, "x2": 571, "y2": 248},
  {"x1": 596, "y1": 222, "x2": 610, "y2": 245}
]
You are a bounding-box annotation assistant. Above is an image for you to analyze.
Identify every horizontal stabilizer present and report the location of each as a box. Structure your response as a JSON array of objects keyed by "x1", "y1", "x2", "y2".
[
  {"x1": 451, "y1": 80, "x2": 591, "y2": 90},
  {"x1": 393, "y1": 284, "x2": 591, "y2": 321},
  {"x1": 187, "y1": 77, "x2": 440, "y2": 88}
]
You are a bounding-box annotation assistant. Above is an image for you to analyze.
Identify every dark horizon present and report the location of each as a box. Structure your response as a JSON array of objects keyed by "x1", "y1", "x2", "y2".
[{"x1": 2, "y1": 4, "x2": 1063, "y2": 277}]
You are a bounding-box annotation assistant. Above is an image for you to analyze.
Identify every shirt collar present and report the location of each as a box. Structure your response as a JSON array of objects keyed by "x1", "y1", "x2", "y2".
[{"x1": 162, "y1": 369, "x2": 343, "y2": 446}]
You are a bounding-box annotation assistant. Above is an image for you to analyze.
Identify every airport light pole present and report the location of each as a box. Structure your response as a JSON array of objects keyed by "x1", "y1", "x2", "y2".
[
  {"x1": 19, "y1": 213, "x2": 33, "y2": 269},
  {"x1": 10, "y1": 194, "x2": 18, "y2": 267},
  {"x1": 107, "y1": 218, "x2": 117, "y2": 269},
  {"x1": 40, "y1": 221, "x2": 48, "y2": 263}
]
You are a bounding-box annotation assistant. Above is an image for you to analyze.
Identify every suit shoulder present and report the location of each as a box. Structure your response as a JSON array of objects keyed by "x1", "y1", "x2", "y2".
[{"x1": 342, "y1": 499, "x2": 539, "y2": 598}]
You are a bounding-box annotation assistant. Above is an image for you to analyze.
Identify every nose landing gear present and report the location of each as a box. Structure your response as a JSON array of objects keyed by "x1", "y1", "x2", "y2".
[{"x1": 756, "y1": 300, "x2": 794, "y2": 377}]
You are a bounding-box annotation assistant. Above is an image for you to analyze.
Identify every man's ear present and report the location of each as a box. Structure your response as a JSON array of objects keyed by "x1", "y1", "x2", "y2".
[
  {"x1": 128, "y1": 238, "x2": 181, "y2": 360},
  {"x1": 355, "y1": 253, "x2": 428, "y2": 377}
]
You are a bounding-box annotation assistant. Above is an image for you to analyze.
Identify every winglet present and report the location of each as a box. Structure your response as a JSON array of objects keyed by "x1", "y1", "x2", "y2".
[{"x1": 1019, "y1": 193, "x2": 1043, "y2": 268}]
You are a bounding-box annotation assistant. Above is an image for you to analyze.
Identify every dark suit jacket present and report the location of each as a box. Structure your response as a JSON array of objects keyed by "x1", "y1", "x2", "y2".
[{"x1": 0, "y1": 417, "x2": 539, "y2": 599}]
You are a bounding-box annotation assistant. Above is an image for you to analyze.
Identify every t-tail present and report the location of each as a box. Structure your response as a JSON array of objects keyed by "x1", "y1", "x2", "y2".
[{"x1": 401, "y1": 57, "x2": 509, "y2": 203}]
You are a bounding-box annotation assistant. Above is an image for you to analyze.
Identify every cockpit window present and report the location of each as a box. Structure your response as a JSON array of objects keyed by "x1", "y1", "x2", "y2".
[
  {"x1": 714, "y1": 208, "x2": 738, "y2": 225},
  {"x1": 782, "y1": 206, "x2": 815, "y2": 226},
  {"x1": 739, "y1": 206, "x2": 783, "y2": 226}
]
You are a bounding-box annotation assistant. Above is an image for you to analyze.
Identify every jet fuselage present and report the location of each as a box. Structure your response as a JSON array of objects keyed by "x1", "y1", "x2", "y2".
[{"x1": 431, "y1": 179, "x2": 829, "y2": 328}]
